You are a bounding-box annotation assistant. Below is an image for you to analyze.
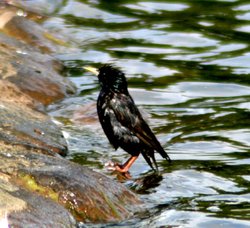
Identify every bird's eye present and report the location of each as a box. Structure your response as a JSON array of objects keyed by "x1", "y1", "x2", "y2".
[{"x1": 103, "y1": 72, "x2": 106, "y2": 76}]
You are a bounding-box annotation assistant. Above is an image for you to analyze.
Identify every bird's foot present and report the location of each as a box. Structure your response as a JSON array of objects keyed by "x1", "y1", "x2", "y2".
[
  {"x1": 104, "y1": 161, "x2": 127, "y2": 172},
  {"x1": 104, "y1": 161, "x2": 131, "y2": 178},
  {"x1": 115, "y1": 163, "x2": 130, "y2": 173}
]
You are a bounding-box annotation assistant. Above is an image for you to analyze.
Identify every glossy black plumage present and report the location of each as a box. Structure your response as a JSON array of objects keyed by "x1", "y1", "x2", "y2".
[{"x1": 96, "y1": 65, "x2": 171, "y2": 171}]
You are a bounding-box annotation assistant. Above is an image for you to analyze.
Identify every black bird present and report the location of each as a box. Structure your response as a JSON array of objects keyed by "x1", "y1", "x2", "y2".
[{"x1": 84, "y1": 65, "x2": 171, "y2": 173}]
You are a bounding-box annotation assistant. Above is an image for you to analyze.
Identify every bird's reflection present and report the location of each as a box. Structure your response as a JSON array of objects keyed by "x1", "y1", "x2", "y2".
[{"x1": 126, "y1": 172, "x2": 163, "y2": 194}]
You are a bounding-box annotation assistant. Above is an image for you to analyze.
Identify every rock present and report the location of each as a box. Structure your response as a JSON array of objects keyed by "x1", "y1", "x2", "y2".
[
  {"x1": 0, "y1": 102, "x2": 68, "y2": 157},
  {"x1": 10, "y1": 0, "x2": 66, "y2": 16},
  {"x1": 0, "y1": 80, "x2": 43, "y2": 111},
  {"x1": 0, "y1": 172, "x2": 76, "y2": 227},
  {"x1": 0, "y1": 32, "x2": 76, "y2": 105},
  {"x1": 0, "y1": 3, "x2": 76, "y2": 106},
  {"x1": 0, "y1": 80, "x2": 68, "y2": 156},
  {"x1": 0, "y1": 147, "x2": 140, "y2": 223},
  {"x1": 0, "y1": 2, "x2": 68, "y2": 53},
  {"x1": 3, "y1": 12, "x2": 67, "y2": 53},
  {"x1": 0, "y1": 174, "x2": 26, "y2": 219}
]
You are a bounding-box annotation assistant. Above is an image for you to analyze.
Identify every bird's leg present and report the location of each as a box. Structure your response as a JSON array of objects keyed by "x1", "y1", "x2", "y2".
[{"x1": 115, "y1": 155, "x2": 138, "y2": 173}]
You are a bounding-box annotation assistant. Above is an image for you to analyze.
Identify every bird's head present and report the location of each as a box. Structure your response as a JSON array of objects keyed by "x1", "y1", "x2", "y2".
[{"x1": 84, "y1": 65, "x2": 128, "y2": 93}]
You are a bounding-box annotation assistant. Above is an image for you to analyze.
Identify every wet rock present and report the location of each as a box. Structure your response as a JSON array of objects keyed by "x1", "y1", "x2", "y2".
[
  {"x1": 0, "y1": 32, "x2": 75, "y2": 105},
  {"x1": 0, "y1": 172, "x2": 76, "y2": 227},
  {"x1": 10, "y1": 0, "x2": 66, "y2": 16},
  {"x1": 0, "y1": 100, "x2": 68, "y2": 156},
  {"x1": 0, "y1": 80, "x2": 43, "y2": 111},
  {"x1": 9, "y1": 188, "x2": 76, "y2": 227},
  {"x1": 0, "y1": 174, "x2": 26, "y2": 219},
  {"x1": 0, "y1": 3, "x2": 76, "y2": 106},
  {"x1": 3, "y1": 12, "x2": 64, "y2": 53},
  {"x1": 0, "y1": 80, "x2": 68, "y2": 156},
  {"x1": 0, "y1": 147, "x2": 140, "y2": 223},
  {"x1": 0, "y1": 2, "x2": 67, "y2": 53}
]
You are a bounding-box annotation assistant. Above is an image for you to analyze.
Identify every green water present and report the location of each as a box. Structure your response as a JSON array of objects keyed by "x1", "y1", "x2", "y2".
[{"x1": 39, "y1": 0, "x2": 250, "y2": 226}]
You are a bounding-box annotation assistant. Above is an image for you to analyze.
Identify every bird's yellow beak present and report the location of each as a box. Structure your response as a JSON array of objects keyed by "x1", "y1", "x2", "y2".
[{"x1": 83, "y1": 66, "x2": 99, "y2": 76}]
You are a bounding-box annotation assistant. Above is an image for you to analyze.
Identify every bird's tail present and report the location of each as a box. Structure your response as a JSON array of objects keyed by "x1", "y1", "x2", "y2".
[
  {"x1": 156, "y1": 145, "x2": 171, "y2": 163},
  {"x1": 141, "y1": 150, "x2": 159, "y2": 171}
]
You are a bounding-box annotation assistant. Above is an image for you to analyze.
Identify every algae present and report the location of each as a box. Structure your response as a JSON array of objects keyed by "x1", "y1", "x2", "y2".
[{"x1": 18, "y1": 173, "x2": 59, "y2": 202}]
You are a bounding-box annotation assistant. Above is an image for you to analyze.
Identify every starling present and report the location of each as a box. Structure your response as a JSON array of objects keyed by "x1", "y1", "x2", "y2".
[{"x1": 84, "y1": 65, "x2": 171, "y2": 173}]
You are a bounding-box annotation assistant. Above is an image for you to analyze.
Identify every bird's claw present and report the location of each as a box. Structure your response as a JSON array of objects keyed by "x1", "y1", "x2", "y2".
[{"x1": 104, "y1": 161, "x2": 132, "y2": 179}]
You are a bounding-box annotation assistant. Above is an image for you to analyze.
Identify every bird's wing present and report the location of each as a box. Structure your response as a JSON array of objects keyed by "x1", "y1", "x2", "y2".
[
  {"x1": 98, "y1": 92, "x2": 140, "y2": 150},
  {"x1": 109, "y1": 93, "x2": 171, "y2": 161}
]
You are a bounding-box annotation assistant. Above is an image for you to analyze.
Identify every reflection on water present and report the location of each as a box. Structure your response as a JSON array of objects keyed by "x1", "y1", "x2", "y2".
[{"x1": 43, "y1": 0, "x2": 250, "y2": 226}]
